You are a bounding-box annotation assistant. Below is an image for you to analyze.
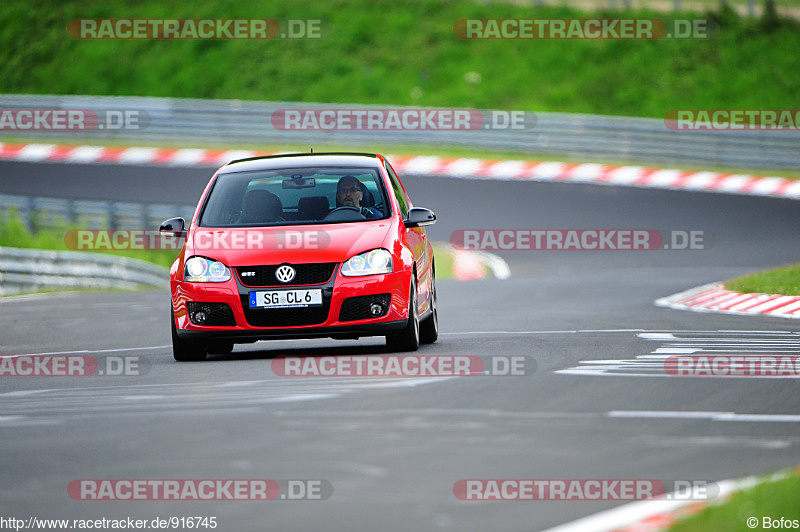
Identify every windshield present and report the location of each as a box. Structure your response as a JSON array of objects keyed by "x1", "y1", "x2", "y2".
[{"x1": 198, "y1": 166, "x2": 389, "y2": 227}]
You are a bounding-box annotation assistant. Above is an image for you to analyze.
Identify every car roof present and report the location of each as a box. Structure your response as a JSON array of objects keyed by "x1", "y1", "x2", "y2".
[{"x1": 219, "y1": 152, "x2": 384, "y2": 174}]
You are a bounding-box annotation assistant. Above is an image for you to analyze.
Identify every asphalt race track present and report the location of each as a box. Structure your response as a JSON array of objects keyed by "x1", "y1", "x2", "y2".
[{"x1": 3, "y1": 160, "x2": 800, "y2": 531}]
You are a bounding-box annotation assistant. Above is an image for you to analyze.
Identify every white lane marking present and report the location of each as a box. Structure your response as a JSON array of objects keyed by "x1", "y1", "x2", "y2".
[
  {"x1": 716, "y1": 330, "x2": 797, "y2": 334},
  {"x1": 266, "y1": 393, "x2": 339, "y2": 403},
  {"x1": 638, "y1": 333, "x2": 678, "y2": 340},
  {"x1": 445, "y1": 330, "x2": 800, "y2": 336},
  {"x1": 440, "y1": 329, "x2": 646, "y2": 336},
  {"x1": 440, "y1": 330, "x2": 579, "y2": 335},
  {"x1": 119, "y1": 395, "x2": 166, "y2": 401},
  {"x1": 0, "y1": 377, "x2": 457, "y2": 420},
  {"x1": 0, "y1": 389, "x2": 58, "y2": 397},
  {"x1": 654, "y1": 347, "x2": 799, "y2": 353},
  {"x1": 579, "y1": 329, "x2": 646, "y2": 333},
  {"x1": 639, "y1": 435, "x2": 792, "y2": 450},
  {"x1": 558, "y1": 331, "x2": 800, "y2": 378},
  {"x1": 666, "y1": 340, "x2": 800, "y2": 344},
  {"x1": 608, "y1": 411, "x2": 800, "y2": 422},
  {"x1": 214, "y1": 380, "x2": 267, "y2": 388},
  {"x1": 6, "y1": 345, "x2": 170, "y2": 357}
]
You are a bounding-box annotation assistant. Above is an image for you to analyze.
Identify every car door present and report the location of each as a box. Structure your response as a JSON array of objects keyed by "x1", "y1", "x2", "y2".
[{"x1": 385, "y1": 159, "x2": 432, "y2": 315}]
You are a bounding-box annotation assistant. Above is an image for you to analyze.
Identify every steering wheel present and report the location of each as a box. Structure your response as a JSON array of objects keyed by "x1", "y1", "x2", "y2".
[
  {"x1": 328, "y1": 206, "x2": 360, "y2": 214},
  {"x1": 324, "y1": 206, "x2": 366, "y2": 220}
]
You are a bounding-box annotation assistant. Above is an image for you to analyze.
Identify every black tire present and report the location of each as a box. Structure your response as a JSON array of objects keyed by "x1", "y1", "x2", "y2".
[
  {"x1": 386, "y1": 276, "x2": 420, "y2": 352},
  {"x1": 171, "y1": 310, "x2": 207, "y2": 362},
  {"x1": 419, "y1": 274, "x2": 438, "y2": 345}
]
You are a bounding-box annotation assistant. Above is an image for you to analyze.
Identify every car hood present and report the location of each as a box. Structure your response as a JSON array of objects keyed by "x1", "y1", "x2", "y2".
[{"x1": 185, "y1": 221, "x2": 394, "y2": 267}]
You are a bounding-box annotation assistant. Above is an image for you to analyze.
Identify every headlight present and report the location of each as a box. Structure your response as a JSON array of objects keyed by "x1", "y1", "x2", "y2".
[
  {"x1": 341, "y1": 249, "x2": 393, "y2": 277},
  {"x1": 184, "y1": 256, "x2": 231, "y2": 282}
]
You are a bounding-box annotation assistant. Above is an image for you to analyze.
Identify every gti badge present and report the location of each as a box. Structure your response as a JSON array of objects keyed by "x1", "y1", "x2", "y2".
[{"x1": 275, "y1": 265, "x2": 296, "y2": 283}]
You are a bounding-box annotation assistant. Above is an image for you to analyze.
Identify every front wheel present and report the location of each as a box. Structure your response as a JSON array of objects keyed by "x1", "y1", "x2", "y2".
[
  {"x1": 171, "y1": 309, "x2": 207, "y2": 362},
  {"x1": 419, "y1": 275, "x2": 438, "y2": 345},
  {"x1": 386, "y1": 277, "x2": 419, "y2": 352}
]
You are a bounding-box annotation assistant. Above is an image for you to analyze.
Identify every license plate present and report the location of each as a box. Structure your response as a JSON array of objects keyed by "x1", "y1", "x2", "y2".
[{"x1": 249, "y1": 289, "x2": 323, "y2": 309}]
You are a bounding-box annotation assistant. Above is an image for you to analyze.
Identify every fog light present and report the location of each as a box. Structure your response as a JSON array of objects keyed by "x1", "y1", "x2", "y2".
[
  {"x1": 370, "y1": 303, "x2": 383, "y2": 316},
  {"x1": 194, "y1": 311, "x2": 207, "y2": 324}
]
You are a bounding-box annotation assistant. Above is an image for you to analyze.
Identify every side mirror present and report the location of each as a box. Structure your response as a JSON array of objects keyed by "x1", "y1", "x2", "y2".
[
  {"x1": 159, "y1": 217, "x2": 186, "y2": 237},
  {"x1": 403, "y1": 207, "x2": 436, "y2": 228}
]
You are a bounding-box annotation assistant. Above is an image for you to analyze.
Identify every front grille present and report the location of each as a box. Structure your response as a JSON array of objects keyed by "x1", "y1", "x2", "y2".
[
  {"x1": 339, "y1": 294, "x2": 391, "y2": 322},
  {"x1": 187, "y1": 302, "x2": 236, "y2": 326},
  {"x1": 240, "y1": 295, "x2": 331, "y2": 327},
  {"x1": 236, "y1": 263, "x2": 337, "y2": 287}
]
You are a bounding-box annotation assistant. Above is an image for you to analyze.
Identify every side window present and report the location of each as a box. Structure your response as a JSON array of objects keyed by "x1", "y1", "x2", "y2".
[{"x1": 385, "y1": 161, "x2": 410, "y2": 218}]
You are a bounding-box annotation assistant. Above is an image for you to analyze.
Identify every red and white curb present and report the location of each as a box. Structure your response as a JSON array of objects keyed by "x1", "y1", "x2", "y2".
[
  {"x1": 450, "y1": 247, "x2": 510, "y2": 281},
  {"x1": 4, "y1": 142, "x2": 797, "y2": 285},
  {"x1": 656, "y1": 282, "x2": 800, "y2": 319},
  {"x1": 2, "y1": 142, "x2": 800, "y2": 200},
  {"x1": 543, "y1": 466, "x2": 800, "y2": 532}
]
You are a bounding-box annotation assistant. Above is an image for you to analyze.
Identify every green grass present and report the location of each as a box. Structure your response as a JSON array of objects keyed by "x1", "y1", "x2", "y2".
[
  {"x1": 669, "y1": 468, "x2": 800, "y2": 532},
  {"x1": 636, "y1": 0, "x2": 800, "y2": 7},
  {"x1": 432, "y1": 242, "x2": 455, "y2": 280},
  {"x1": 554, "y1": 0, "x2": 800, "y2": 10},
  {"x1": 725, "y1": 263, "x2": 800, "y2": 295},
  {"x1": 2, "y1": 0, "x2": 798, "y2": 119}
]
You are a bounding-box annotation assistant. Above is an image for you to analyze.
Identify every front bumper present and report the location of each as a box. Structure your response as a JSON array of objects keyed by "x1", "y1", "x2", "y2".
[{"x1": 171, "y1": 266, "x2": 411, "y2": 343}]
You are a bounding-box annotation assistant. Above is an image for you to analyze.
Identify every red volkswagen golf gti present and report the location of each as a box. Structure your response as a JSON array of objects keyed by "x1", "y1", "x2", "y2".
[{"x1": 160, "y1": 153, "x2": 438, "y2": 361}]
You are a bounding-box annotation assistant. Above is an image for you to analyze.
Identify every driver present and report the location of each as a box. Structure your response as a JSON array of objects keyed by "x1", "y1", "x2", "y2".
[{"x1": 336, "y1": 175, "x2": 381, "y2": 218}]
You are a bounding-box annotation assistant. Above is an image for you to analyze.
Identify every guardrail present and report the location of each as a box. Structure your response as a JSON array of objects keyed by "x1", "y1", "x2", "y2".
[
  {"x1": 0, "y1": 193, "x2": 195, "y2": 232},
  {"x1": 1, "y1": 94, "x2": 798, "y2": 170},
  {"x1": 0, "y1": 194, "x2": 190, "y2": 295},
  {"x1": 0, "y1": 246, "x2": 169, "y2": 296}
]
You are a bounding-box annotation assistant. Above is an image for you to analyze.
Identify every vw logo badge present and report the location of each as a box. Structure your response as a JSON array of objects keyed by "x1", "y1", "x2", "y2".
[{"x1": 275, "y1": 265, "x2": 296, "y2": 283}]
